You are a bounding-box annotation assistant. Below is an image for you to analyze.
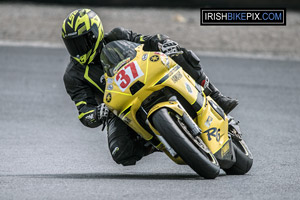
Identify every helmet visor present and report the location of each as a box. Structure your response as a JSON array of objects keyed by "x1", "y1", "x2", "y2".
[{"x1": 63, "y1": 32, "x2": 94, "y2": 57}]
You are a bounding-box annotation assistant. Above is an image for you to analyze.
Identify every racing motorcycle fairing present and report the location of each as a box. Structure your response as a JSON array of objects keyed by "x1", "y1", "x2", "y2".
[{"x1": 102, "y1": 40, "x2": 237, "y2": 169}]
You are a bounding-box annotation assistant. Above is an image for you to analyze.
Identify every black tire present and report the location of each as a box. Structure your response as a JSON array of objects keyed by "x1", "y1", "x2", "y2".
[
  {"x1": 224, "y1": 140, "x2": 253, "y2": 175},
  {"x1": 152, "y1": 108, "x2": 220, "y2": 179}
]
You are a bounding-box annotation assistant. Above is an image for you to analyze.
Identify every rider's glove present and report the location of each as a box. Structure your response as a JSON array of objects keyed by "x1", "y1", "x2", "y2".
[
  {"x1": 96, "y1": 103, "x2": 109, "y2": 130},
  {"x1": 158, "y1": 39, "x2": 183, "y2": 57}
]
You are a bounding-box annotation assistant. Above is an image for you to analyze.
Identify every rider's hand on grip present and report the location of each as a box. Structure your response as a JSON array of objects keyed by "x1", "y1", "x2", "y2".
[
  {"x1": 158, "y1": 39, "x2": 183, "y2": 57},
  {"x1": 97, "y1": 103, "x2": 109, "y2": 130}
]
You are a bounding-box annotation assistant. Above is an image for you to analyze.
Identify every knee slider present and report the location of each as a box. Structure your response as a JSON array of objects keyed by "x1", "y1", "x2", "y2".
[{"x1": 108, "y1": 135, "x2": 144, "y2": 166}]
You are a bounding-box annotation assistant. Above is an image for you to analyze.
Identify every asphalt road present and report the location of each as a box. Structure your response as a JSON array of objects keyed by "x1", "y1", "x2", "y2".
[{"x1": 0, "y1": 46, "x2": 300, "y2": 199}]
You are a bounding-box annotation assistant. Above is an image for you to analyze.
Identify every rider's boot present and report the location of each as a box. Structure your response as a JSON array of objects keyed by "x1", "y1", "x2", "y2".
[
  {"x1": 199, "y1": 76, "x2": 238, "y2": 114},
  {"x1": 207, "y1": 82, "x2": 238, "y2": 114}
]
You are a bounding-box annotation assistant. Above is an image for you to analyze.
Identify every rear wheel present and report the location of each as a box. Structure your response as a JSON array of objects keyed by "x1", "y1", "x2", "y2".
[
  {"x1": 152, "y1": 108, "x2": 220, "y2": 179},
  {"x1": 224, "y1": 139, "x2": 253, "y2": 175}
]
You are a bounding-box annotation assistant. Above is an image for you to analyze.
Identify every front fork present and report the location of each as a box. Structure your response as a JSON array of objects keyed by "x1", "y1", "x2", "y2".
[{"x1": 147, "y1": 97, "x2": 218, "y2": 165}]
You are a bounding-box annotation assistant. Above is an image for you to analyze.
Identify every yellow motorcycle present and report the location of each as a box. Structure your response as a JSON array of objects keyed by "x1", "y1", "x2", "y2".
[{"x1": 101, "y1": 40, "x2": 253, "y2": 179}]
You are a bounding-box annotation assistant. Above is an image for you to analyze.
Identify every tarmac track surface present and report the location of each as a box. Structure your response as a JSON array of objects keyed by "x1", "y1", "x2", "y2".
[{"x1": 0, "y1": 46, "x2": 300, "y2": 199}]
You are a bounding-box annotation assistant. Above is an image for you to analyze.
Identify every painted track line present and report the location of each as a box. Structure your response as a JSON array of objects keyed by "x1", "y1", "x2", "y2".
[
  {"x1": 0, "y1": 40, "x2": 64, "y2": 49},
  {"x1": 195, "y1": 50, "x2": 300, "y2": 62},
  {"x1": 0, "y1": 40, "x2": 299, "y2": 62}
]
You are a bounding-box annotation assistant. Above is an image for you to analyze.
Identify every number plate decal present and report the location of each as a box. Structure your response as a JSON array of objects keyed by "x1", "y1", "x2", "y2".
[{"x1": 115, "y1": 61, "x2": 144, "y2": 92}]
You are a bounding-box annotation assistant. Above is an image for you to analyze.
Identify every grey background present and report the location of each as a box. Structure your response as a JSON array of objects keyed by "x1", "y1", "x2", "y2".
[
  {"x1": 3, "y1": 0, "x2": 300, "y2": 10},
  {"x1": 0, "y1": 3, "x2": 299, "y2": 60}
]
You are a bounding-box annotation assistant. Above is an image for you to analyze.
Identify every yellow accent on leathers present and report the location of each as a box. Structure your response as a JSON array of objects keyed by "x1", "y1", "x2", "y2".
[
  {"x1": 84, "y1": 65, "x2": 104, "y2": 93},
  {"x1": 76, "y1": 101, "x2": 87, "y2": 107},
  {"x1": 78, "y1": 110, "x2": 94, "y2": 119}
]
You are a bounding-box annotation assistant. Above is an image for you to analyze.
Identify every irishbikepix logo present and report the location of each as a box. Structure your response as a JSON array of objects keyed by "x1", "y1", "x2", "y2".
[{"x1": 200, "y1": 8, "x2": 286, "y2": 25}]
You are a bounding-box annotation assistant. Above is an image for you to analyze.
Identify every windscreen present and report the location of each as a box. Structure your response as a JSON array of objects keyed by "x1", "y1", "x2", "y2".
[{"x1": 100, "y1": 40, "x2": 140, "y2": 77}]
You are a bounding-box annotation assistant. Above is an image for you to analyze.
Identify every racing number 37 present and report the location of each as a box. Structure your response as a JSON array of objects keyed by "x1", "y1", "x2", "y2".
[{"x1": 115, "y1": 61, "x2": 144, "y2": 92}]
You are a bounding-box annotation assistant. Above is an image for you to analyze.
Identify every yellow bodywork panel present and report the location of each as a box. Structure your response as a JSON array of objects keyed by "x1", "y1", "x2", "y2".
[
  {"x1": 196, "y1": 96, "x2": 229, "y2": 154},
  {"x1": 103, "y1": 44, "x2": 229, "y2": 159}
]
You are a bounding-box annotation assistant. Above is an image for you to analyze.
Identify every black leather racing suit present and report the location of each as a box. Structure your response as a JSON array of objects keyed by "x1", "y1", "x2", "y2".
[{"x1": 63, "y1": 27, "x2": 206, "y2": 166}]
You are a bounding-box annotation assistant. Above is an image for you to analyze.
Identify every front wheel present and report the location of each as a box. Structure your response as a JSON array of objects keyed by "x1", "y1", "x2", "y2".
[{"x1": 151, "y1": 108, "x2": 220, "y2": 179}]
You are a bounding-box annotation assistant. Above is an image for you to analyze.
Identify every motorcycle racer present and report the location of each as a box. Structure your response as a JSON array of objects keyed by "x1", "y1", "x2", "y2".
[{"x1": 62, "y1": 9, "x2": 238, "y2": 166}]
